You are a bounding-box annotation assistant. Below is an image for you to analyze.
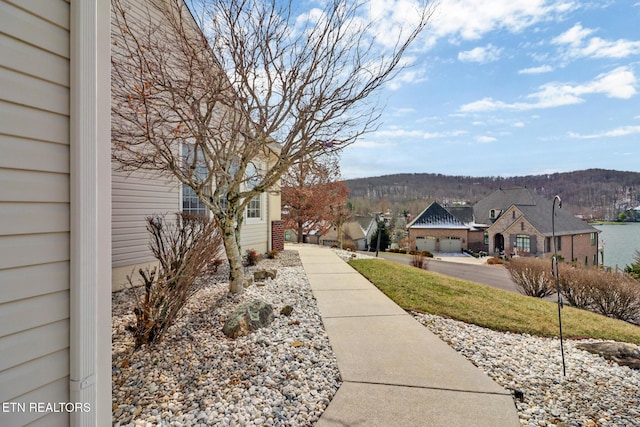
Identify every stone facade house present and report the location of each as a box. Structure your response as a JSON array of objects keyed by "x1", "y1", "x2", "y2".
[
  {"x1": 407, "y1": 188, "x2": 599, "y2": 263},
  {"x1": 476, "y1": 188, "x2": 600, "y2": 264}
]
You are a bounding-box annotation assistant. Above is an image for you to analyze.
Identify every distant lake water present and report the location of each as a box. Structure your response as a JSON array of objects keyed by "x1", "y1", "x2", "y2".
[{"x1": 593, "y1": 223, "x2": 640, "y2": 269}]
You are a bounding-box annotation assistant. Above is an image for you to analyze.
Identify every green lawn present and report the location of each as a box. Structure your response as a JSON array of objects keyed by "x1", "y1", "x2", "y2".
[{"x1": 348, "y1": 259, "x2": 640, "y2": 344}]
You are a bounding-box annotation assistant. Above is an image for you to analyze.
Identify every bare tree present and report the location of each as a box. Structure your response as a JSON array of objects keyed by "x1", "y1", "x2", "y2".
[
  {"x1": 111, "y1": 0, "x2": 435, "y2": 293},
  {"x1": 281, "y1": 153, "x2": 349, "y2": 243}
]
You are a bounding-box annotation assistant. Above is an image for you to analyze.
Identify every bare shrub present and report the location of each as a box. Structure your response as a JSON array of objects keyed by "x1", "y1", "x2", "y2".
[
  {"x1": 411, "y1": 252, "x2": 426, "y2": 269},
  {"x1": 558, "y1": 265, "x2": 595, "y2": 309},
  {"x1": 487, "y1": 256, "x2": 503, "y2": 265},
  {"x1": 506, "y1": 257, "x2": 555, "y2": 298},
  {"x1": 589, "y1": 272, "x2": 640, "y2": 323},
  {"x1": 127, "y1": 213, "x2": 223, "y2": 348}
]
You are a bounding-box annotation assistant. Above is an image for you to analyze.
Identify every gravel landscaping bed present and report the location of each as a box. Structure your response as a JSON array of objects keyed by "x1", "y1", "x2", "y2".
[
  {"x1": 113, "y1": 248, "x2": 640, "y2": 426},
  {"x1": 112, "y1": 250, "x2": 340, "y2": 427},
  {"x1": 414, "y1": 313, "x2": 640, "y2": 427}
]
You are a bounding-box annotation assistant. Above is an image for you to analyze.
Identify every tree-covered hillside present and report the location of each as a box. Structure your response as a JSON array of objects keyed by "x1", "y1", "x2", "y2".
[{"x1": 345, "y1": 169, "x2": 640, "y2": 220}]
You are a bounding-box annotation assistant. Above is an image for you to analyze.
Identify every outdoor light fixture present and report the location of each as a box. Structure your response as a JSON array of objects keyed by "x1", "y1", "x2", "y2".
[{"x1": 552, "y1": 195, "x2": 567, "y2": 377}]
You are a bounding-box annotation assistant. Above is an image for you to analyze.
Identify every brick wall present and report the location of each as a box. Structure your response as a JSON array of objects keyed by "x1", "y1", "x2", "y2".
[{"x1": 271, "y1": 220, "x2": 284, "y2": 251}]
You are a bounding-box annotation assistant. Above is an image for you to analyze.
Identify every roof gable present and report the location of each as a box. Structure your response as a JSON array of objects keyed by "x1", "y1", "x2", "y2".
[{"x1": 408, "y1": 202, "x2": 467, "y2": 229}]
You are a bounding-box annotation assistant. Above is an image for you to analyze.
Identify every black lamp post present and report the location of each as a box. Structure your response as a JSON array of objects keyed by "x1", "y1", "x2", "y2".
[
  {"x1": 375, "y1": 213, "x2": 382, "y2": 257},
  {"x1": 552, "y1": 195, "x2": 567, "y2": 377}
]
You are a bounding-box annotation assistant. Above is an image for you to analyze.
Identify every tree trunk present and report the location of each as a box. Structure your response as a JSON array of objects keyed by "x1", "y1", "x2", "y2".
[
  {"x1": 297, "y1": 220, "x2": 304, "y2": 243},
  {"x1": 221, "y1": 218, "x2": 244, "y2": 294}
]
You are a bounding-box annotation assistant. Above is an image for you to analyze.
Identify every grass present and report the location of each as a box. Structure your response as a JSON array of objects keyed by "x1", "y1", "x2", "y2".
[{"x1": 348, "y1": 259, "x2": 640, "y2": 345}]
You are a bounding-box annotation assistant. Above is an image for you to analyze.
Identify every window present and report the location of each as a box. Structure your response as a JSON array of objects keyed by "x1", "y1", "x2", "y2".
[
  {"x1": 244, "y1": 162, "x2": 264, "y2": 223},
  {"x1": 181, "y1": 145, "x2": 208, "y2": 216},
  {"x1": 247, "y1": 195, "x2": 261, "y2": 219},
  {"x1": 590, "y1": 232, "x2": 597, "y2": 246},
  {"x1": 483, "y1": 233, "x2": 489, "y2": 245},
  {"x1": 555, "y1": 236, "x2": 562, "y2": 251},
  {"x1": 182, "y1": 186, "x2": 208, "y2": 216},
  {"x1": 515, "y1": 234, "x2": 530, "y2": 252},
  {"x1": 490, "y1": 209, "x2": 496, "y2": 219}
]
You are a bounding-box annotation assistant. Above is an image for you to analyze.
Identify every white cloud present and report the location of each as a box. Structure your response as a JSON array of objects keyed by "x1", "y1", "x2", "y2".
[
  {"x1": 373, "y1": 128, "x2": 424, "y2": 139},
  {"x1": 459, "y1": 66, "x2": 637, "y2": 112},
  {"x1": 458, "y1": 44, "x2": 502, "y2": 63},
  {"x1": 518, "y1": 65, "x2": 553, "y2": 74},
  {"x1": 551, "y1": 23, "x2": 594, "y2": 46},
  {"x1": 423, "y1": 130, "x2": 468, "y2": 139},
  {"x1": 552, "y1": 23, "x2": 640, "y2": 60},
  {"x1": 431, "y1": 0, "x2": 578, "y2": 41},
  {"x1": 568, "y1": 125, "x2": 640, "y2": 139},
  {"x1": 476, "y1": 135, "x2": 497, "y2": 143}
]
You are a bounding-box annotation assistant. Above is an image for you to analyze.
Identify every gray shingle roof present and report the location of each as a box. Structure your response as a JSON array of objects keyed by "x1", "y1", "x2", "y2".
[
  {"x1": 408, "y1": 202, "x2": 468, "y2": 229},
  {"x1": 476, "y1": 187, "x2": 597, "y2": 235}
]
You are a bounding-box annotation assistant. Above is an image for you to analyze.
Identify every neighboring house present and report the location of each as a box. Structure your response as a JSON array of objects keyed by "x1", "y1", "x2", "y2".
[
  {"x1": 407, "y1": 188, "x2": 599, "y2": 263},
  {"x1": 407, "y1": 202, "x2": 472, "y2": 253},
  {"x1": 355, "y1": 215, "x2": 377, "y2": 250},
  {"x1": 319, "y1": 219, "x2": 368, "y2": 250},
  {"x1": 111, "y1": 0, "x2": 282, "y2": 291},
  {"x1": 475, "y1": 188, "x2": 600, "y2": 264},
  {"x1": 1, "y1": 0, "x2": 111, "y2": 425}
]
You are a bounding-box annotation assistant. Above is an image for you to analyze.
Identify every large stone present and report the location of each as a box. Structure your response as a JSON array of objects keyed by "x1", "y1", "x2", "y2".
[
  {"x1": 253, "y1": 269, "x2": 277, "y2": 281},
  {"x1": 575, "y1": 342, "x2": 640, "y2": 370},
  {"x1": 222, "y1": 300, "x2": 274, "y2": 339}
]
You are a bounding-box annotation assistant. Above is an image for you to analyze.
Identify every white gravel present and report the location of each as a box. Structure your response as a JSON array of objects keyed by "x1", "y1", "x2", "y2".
[
  {"x1": 113, "y1": 248, "x2": 640, "y2": 427},
  {"x1": 414, "y1": 313, "x2": 640, "y2": 427},
  {"x1": 112, "y1": 250, "x2": 340, "y2": 427}
]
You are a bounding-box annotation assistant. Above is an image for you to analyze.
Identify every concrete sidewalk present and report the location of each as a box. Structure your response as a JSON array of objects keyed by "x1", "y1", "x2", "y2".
[{"x1": 291, "y1": 244, "x2": 520, "y2": 427}]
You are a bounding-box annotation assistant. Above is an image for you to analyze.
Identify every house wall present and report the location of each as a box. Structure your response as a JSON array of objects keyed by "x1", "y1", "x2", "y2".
[
  {"x1": 111, "y1": 169, "x2": 179, "y2": 290},
  {"x1": 554, "y1": 233, "x2": 599, "y2": 266},
  {"x1": 0, "y1": 1, "x2": 72, "y2": 424},
  {"x1": 1, "y1": 0, "x2": 111, "y2": 425},
  {"x1": 467, "y1": 230, "x2": 486, "y2": 252}
]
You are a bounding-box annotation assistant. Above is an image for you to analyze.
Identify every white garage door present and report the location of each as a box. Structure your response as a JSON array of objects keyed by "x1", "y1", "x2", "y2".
[
  {"x1": 415, "y1": 236, "x2": 436, "y2": 251},
  {"x1": 440, "y1": 237, "x2": 461, "y2": 253}
]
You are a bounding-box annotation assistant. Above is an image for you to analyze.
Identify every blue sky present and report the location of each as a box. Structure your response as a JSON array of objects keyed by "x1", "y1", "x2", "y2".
[{"x1": 331, "y1": 1, "x2": 640, "y2": 179}]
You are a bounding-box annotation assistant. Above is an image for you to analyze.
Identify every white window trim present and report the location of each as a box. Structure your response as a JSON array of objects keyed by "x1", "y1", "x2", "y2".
[{"x1": 245, "y1": 192, "x2": 266, "y2": 224}]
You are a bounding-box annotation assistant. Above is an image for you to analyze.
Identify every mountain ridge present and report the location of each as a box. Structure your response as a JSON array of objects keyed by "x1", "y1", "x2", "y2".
[{"x1": 344, "y1": 168, "x2": 640, "y2": 220}]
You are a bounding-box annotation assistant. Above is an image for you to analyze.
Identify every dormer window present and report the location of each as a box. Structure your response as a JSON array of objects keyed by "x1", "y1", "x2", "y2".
[{"x1": 490, "y1": 209, "x2": 497, "y2": 219}]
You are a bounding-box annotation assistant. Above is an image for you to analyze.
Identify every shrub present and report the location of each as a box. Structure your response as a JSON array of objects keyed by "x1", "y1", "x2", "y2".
[
  {"x1": 342, "y1": 241, "x2": 357, "y2": 252},
  {"x1": 126, "y1": 213, "x2": 222, "y2": 348},
  {"x1": 486, "y1": 256, "x2": 503, "y2": 265},
  {"x1": 558, "y1": 265, "x2": 595, "y2": 309},
  {"x1": 505, "y1": 257, "x2": 555, "y2": 298},
  {"x1": 589, "y1": 272, "x2": 640, "y2": 323},
  {"x1": 421, "y1": 250, "x2": 433, "y2": 258},
  {"x1": 244, "y1": 248, "x2": 261, "y2": 266},
  {"x1": 410, "y1": 252, "x2": 425, "y2": 269},
  {"x1": 266, "y1": 249, "x2": 279, "y2": 259},
  {"x1": 624, "y1": 250, "x2": 640, "y2": 281}
]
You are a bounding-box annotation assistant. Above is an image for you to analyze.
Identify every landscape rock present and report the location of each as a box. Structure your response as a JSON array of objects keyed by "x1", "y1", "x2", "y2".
[
  {"x1": 253, "y1": 269, "x2": 277, "y2": 281},
  {"x1": 222, "y1": 300, "x2": 274, "y2": 338},
  {"x1": 575, "y1": 341, "x2": 640, "y2": 370},
  {"x1": 280, "y1": 305, "x2": 294, "y2": 316}
]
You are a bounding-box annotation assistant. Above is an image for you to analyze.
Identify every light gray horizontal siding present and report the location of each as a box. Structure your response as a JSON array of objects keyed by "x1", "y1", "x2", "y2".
[
  {"x1": 0, "y1": 135, "x2": 69, "y2": 174},
  {"x1": 0, "y1": 377, "x2": 69, "y2": 427},
  {"x1": 0, "y1": 0, "x2": 71, "y2": 419},
  {"x1": 112, "y1": 170, "x2": 179, "y2": 267}
]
